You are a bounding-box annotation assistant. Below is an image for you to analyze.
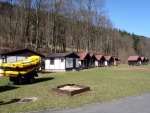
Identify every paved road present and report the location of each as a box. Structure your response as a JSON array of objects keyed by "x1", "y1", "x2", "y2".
[{"x1": 31, "y1": 93, "x2": 150, "y2": 113}]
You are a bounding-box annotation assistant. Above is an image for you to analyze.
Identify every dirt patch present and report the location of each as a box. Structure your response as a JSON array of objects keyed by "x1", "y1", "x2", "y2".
[
  {"x1": 59, "y1": 86, "x2": 82, "y2": 91},
  {"x1": 19, "y1": 97, "x2": 37, "y2": 103}
]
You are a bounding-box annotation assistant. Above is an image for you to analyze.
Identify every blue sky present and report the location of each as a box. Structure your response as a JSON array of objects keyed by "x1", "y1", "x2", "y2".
[{"x1": 105, "y1": 0, "x2": 150, "y2": 37}]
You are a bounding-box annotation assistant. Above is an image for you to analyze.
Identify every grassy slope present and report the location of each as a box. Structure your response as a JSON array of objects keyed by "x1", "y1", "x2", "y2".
[{"x1": 0, "y1": 64, "x2": 150, "y2": 112}]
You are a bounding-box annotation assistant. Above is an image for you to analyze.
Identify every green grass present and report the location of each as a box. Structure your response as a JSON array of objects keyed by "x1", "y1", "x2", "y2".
[{"x1": 1, "y1": 64, "x2": 150, "y2": 112}]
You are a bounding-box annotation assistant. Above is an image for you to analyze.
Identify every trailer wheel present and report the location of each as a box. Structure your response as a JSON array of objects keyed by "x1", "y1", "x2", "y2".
[
  {"x1": 28, "y1": 76, "x2": 35, "y2": 84},
  {"x1": 18, "y1": 78, "x2": 22, "y2": 84}
]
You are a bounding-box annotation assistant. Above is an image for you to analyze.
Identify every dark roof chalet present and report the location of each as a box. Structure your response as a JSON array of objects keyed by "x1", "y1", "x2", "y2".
[
  {"x1": 95, "y1": 55, "x2": 104, "y2": 60},
  {"x1": 0, "y1": 48, "x2": 45, "y2": 57},
  {"x1": 105, "y1": 55, "x2": 113, "y2": 61},
  {"x1": 127, "y1": 56, "x2": 141, "y2": 61},
  {"x1": 76, "y1": 52, "x2": 89, "y2": 60},
  {"x1": 90, "y1": 54, "x2": 93, "y2": 57},
  {"x1": 146, "y1": 58, "x2": 149, "y2": 61},
  {"x1": 141, "y1": 57, "x2": 146, "y2": 61}
]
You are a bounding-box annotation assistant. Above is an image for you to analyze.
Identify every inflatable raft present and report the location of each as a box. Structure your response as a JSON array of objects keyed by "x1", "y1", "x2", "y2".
[{"x1": 0, "y1": 55, "x2": 40, "y2": 77}]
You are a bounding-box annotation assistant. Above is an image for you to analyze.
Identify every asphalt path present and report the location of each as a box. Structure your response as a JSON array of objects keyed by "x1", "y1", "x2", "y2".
[{"x1": 31, "y1": 93, "x2": 150, "y2": 113}]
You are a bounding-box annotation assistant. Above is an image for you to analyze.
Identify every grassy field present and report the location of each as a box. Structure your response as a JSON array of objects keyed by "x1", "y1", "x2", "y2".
[{"x1": 1, "y1": 64, "x2": 150, "y2": 113}]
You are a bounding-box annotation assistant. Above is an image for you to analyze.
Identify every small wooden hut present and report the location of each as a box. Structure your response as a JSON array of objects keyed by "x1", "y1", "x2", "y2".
[
  {"x1": 90, "y1": 54, "x2": 96, "y2": 67},
  {"x1": 141, "y1": 57, "x2": 147, "y2": 65},
  {"x1": 104, "y1": 55, "x2": 114, "y2": 66},
  {"x1": 76, "y1": 52, "x2": 91, "y2": 69},
  {"x1": 95, "y1": 55, "x2": 106, "y2": 67},
  {"x1": 127, "y1": 56, "x2": 142, "y2": 66},
  {"x1": 145, "y1": 58, "x2": 149, "y2": 65}
]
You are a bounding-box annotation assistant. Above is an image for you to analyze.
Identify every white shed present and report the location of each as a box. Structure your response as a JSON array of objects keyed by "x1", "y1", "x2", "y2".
[{"x1": 45, "y1": 52, "x2": 79, "y2": 72}]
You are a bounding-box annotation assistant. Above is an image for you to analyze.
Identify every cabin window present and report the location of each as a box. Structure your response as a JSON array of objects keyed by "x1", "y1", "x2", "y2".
[
  {"x1": 50, "y1": 58, "x2": 54, "y2": 65},
  {"x1": 61, "y1": 59, "x2": 64, "y2": 62}
]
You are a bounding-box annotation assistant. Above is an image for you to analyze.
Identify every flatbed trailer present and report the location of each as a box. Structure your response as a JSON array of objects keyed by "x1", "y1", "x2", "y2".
[{"x1": 9, "y1": 70, "x2": 38, "y2": 84}]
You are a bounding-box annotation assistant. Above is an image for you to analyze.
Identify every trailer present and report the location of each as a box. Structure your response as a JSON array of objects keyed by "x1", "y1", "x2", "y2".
[{"x1": 0, "y1": 56, "x2": 40, "y2": 84}]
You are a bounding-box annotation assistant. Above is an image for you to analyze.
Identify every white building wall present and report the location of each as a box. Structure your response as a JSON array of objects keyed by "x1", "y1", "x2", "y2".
[
  {"x1": 78, "y1": 60, "x2": 81, "y2": 67},
  {"x1": 105, "y1": 61, "x2": 107, "y2": 66},
  {"x1": 53, "y1": 58, "x2": 59, "y2": 69},
  {"x1": 79, "y1": 61, "x2": 81, "y2": 65},
  {"x1": 0, "y1": 59, "x2": 2, "y2": 76},
  {"x1": 66, "y1": 58, "x2": 70, "y2": 68},
  {"x1": 6, "y1": 56, "x2": 26, "y2": 62},
  {"x1": 17, "y1": 56, "x2": 26, "y2": 61},
  {"x1": 45, "y1": 58, "x2": 65, "y2": 70},
  {"x1": 69, "y1": 58, "x2": 73, "y2": 68},
  {"x1": 7, "y1": 56, "x2": 16, "y2": 62},
  {"x1": 45, "y1": 57, "x2": 78, "y2": 71},
  {"x1": 95, "y1": 61, "x2": 98, "y2": 67},
  {"x1": 59, "y1": 58, "x2": 65, "y2": 69},
  {"x1": 49, "y1": 64, "x2": 55, "y2": 69},
  {"x1": 76, "y1": 58, "x2": 79, "y2": 68},
  {"x1": 49, "y1": 58, "x2": 55, "y2": 69},
  {"x1": 45, "y1": 59, "x2": 50, "y2": 69},
  {"x1": 0, "y1": 59, "x2": 3, "y2": 63}
]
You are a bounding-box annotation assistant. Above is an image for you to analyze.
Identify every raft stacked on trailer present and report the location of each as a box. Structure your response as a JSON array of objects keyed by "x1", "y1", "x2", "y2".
[{"x1": 0, "y1": 55, "x2": 41, "y2": 84}]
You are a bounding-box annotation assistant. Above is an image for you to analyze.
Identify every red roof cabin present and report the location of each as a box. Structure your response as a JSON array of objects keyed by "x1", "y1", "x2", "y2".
[
  {"x1": 95, "y1": 54, "x2": 106, "y2": 67},
  {"x1": 141, "y1": 57, "x2": 147, "y2": 65},
  {"x1": 90, "y1": 54, "x2": 97, "y2": 67},
  {"x1": 104, "y1": 55, "x2": 114, "y2": 66},
  {"x1": 127, "y1": 56, "x2": 142, "y2": 66},
  {"x1": 76, "y1": 52, "x2": 91, "y2": 69},
  {"x1": 145, "y1": 58, "x2": 149, "y2": 65}
]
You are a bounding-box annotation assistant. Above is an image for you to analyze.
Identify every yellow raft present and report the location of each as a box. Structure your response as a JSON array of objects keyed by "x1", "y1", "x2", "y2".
[{"x1": 0, "y1": 55, "x2": 40, "y2": 77}]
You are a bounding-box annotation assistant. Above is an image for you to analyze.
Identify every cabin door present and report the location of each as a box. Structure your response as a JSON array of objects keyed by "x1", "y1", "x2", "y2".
[{"x1": 73, "y1": 59, "x2": 76, "y2": 68}]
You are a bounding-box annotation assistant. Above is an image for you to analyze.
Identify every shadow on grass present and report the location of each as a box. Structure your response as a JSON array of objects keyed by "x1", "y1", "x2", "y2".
[
  {"x1": 34, "y1": 77, "x2": 54, "y2": 83},
  {"x1": 12, "y1": 77, "x2": 55, "y2": 85},
  {"x1": 40, "y1": 71, "x2": 56, "y2": 74},
  {"x1": 0, "y1": 85, "x2": 19, "y2": 93},
  {"x1": 0, "y1": 98, "x2": 20, "y2": 105}
]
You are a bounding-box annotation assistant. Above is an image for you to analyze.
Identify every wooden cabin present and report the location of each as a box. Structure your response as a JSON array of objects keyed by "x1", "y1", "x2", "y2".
[
  {"x1": 45, "y1": 52, "x2": 79, "y2": 71},
  {"x1": 90, "y1": 54, "x2": 96, "y2": 67},
  {"x1": 76, "y1": 52, "x2": 91, "y2": 69},
  {"x1": 141, "y1": 57, "x2": 147, "y2": 65},
  {"x1": 104, "y1": 55, "x2": 114, "y2": 66},
  {"x1": 145, "y1": 58, "x2": 149, "y2": 65},
  {"x1": 95, "y1": 55, "x2": 106, "y2": 67},
  {"x1": 127, "y1": 56, "x2": 142, "y2": 66}
]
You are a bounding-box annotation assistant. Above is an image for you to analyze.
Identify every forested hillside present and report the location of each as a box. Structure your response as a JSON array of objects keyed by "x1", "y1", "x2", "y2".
[{"x1": 0, "y1": 0, "x2": 150, "y2": 63}]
